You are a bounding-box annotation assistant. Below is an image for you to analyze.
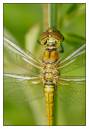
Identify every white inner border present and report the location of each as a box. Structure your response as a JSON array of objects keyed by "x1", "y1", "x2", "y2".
[{"x1": 0, "y1": 0, "x2": 88, "y2": 129}]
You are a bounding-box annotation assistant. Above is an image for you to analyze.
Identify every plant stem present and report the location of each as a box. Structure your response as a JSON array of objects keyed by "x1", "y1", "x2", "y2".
[
  {"x1": 43, "y1": 4, "x2": 48, "y2": 30},
  {"x1": 48, "y1": 3, "x2": 57, "y2": 28},
  {"x1": 43, "y1": 3, "x2": 57, "y2": 30}
]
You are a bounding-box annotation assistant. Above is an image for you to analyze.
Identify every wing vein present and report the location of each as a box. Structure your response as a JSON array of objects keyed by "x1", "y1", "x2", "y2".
[{"x1": 4, "y1": 37, "x2": 42, "y2": 69}]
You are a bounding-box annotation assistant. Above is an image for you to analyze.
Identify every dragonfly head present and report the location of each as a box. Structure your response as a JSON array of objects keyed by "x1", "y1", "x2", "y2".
[{"x1": 39, "y1": 28, "x2": 64, "y2": 48}]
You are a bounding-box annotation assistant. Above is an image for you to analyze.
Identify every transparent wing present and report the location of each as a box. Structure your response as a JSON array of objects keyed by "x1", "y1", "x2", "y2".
[
  {"x1": 4, "y1": 75, "x2": 47, "y2": 125},
  {"x1": 4, "y1": 32, "x2": 44, "y2": 103},
  {"x1": 4, "y1": 36, "x2": 42, "y2": 77},
  {"x1": 56, "y1": 77, "x2": 85, "y2": 104},
  {"x1": 4, "y1": 35, "x2": 47, "y2": 124},
  {"x1": 55, "y1": 41, "x2": 86, "y2": 124},
  {"x1": 58, "y1": 44, "x2": 85, "y2": 77},
  {"x1": 4, "y1": 73, "x2": 41, "y2": 82},
  {"x1": 59, "y1": 76, "x2": 85, "y2": 85},
  {"x1": 57, "y1": 43, "x2": 85, "y2": 70},
  {"x1": 56, "y1": 45, "x2": 86, "y2": 104},
  {"x1": 54, "y1": 76, "x2": 85, "y2": 125},
  {"x1": 4, "y1": 75, "x2": 43, "y2": 101}
]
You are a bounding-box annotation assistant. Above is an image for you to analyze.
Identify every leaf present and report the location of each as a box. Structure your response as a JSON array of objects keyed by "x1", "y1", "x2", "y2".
[{"x1": 25, "y1": 24, "x2": 40, "y2": 53}]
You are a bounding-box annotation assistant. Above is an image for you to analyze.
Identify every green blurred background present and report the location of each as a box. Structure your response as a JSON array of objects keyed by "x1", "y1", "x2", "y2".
[{"x1": 4, "y1": 3, "x2": 86, "y2": 126}]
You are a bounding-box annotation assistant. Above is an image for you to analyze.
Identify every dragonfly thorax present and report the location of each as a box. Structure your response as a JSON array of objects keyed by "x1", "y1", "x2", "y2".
[
  {"x1": 42, "y1": 38, "x2": 59, "y2": 85},
  {"x1": 42, "y1": 39, "x2": 59, "y2": 64},
  {"x1": 42, "y1": 64, "x2": 59, "y2": 85}
]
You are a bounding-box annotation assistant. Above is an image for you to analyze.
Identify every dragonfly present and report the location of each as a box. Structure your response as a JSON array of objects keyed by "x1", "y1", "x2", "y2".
[{"x1": 4, "y1": 28, "x2": 85, "y2": 126}]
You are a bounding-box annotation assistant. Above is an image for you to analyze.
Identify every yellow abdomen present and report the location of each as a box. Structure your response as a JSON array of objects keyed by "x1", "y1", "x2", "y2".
[{"x1": 44, "y1": 85, "x2": 55, "y2": 125}]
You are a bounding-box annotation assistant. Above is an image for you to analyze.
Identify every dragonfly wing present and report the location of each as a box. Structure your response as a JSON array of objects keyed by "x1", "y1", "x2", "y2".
[
  {"x1": 57, "y1": 43, "x2": 85, "y2": 70},
  {"x1": 57, "y1": 76, "x2": 85, "y2": 102},
  {"x1": 4, "y1": 73, "x2": 41, "y2": 83},
  {"x1": 4, "y1": 75, "x2": 46, "y2": 125},
  {"x1": 59, "y1": 47, "x2": 85, "y2": 77},
  {"x1": 4, "y1": 74, "x2": 43, "y2": 101},
  {"x1": 58, "y1": 76, "x2": 85, "y2": 85},
  {"x1": 55, "y1": 43, "x2": 86, "y2": 125},
  {"x1": 55, "y1": 75, "x2": 85, "y2": 125},
  {"x1": 57, "y1": 75, "x2": 85, "y2": 103},
  {"x1": 4, "y1": 36, "x2": 42, "y2": 76}
]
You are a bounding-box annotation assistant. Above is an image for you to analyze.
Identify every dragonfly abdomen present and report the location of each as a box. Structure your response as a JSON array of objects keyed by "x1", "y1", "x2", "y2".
[
  {"x1": 44, "y1": 85, "x2": 55, "y2": 125},
  {"x1": 43, "y1": 66, "x2": 57, "y2": 125}
]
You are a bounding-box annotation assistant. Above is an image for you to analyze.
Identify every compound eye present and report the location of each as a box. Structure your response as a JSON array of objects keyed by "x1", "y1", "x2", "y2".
[
  {"x1": 41, "y1": 38, "x2": 48, "y2": 45},
  {"x1": 39, "y1": 32, "x2": 49, "y2": 45}
]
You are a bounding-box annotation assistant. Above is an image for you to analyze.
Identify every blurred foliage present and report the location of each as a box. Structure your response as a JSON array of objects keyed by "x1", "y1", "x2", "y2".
[{"x1": 4, "y1": 3, "x2": 86, "y2": 125}]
